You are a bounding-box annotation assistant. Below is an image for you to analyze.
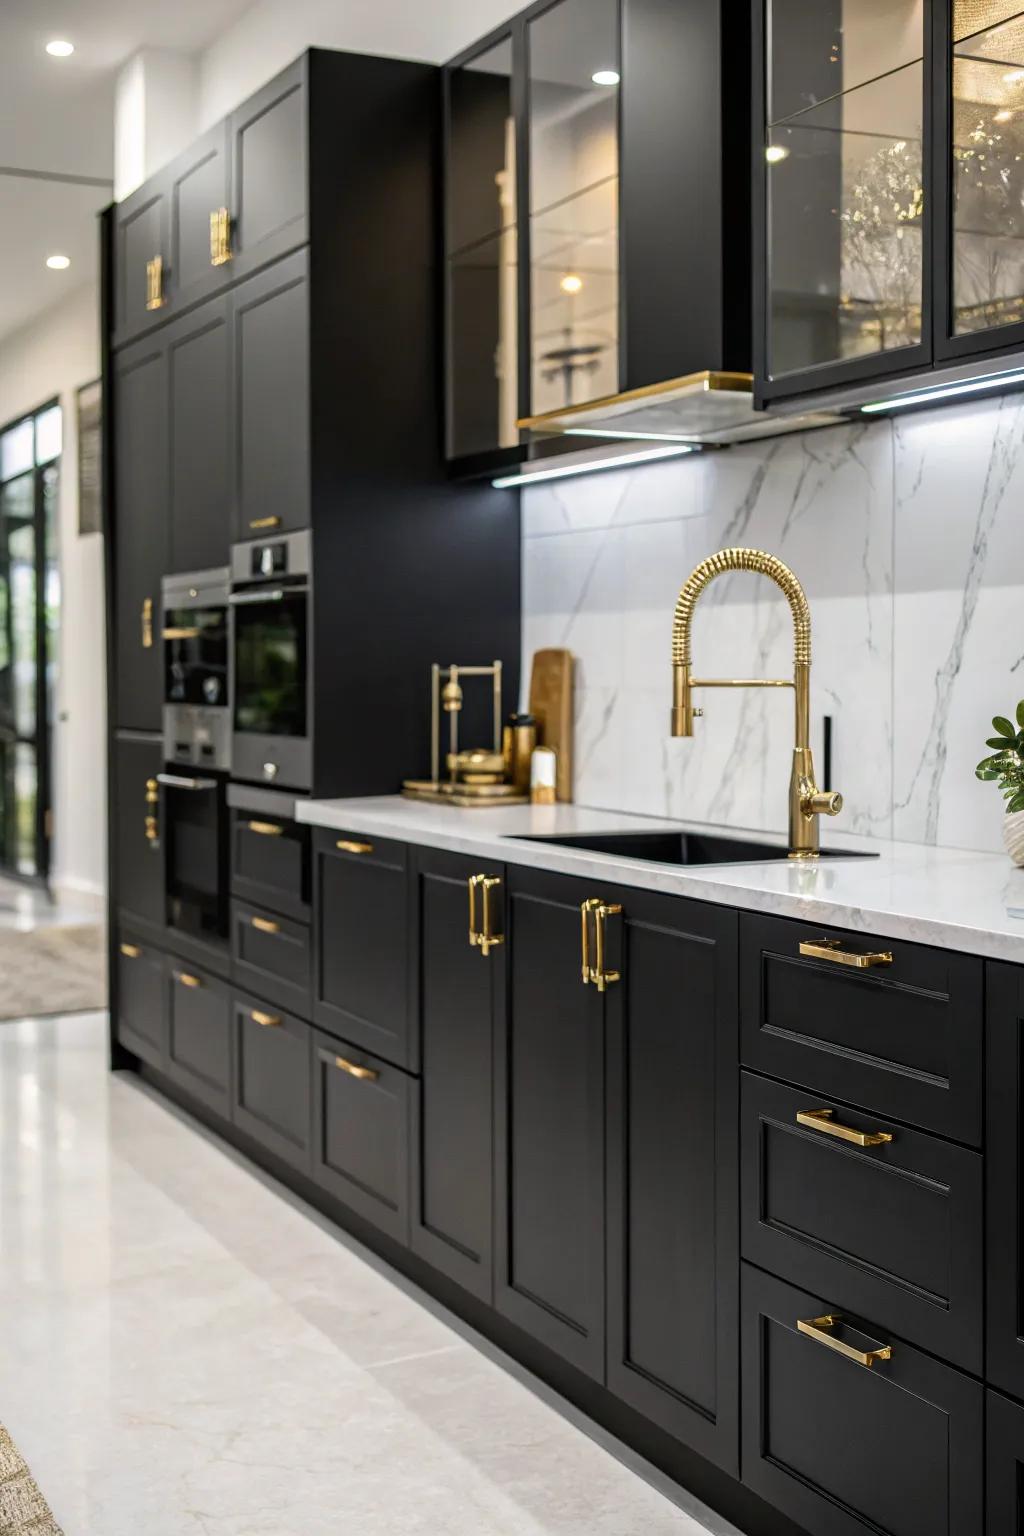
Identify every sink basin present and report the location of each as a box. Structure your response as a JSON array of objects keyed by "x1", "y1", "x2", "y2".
[{"x1": 507, "y1": 829, "x2": 878, "y2": 866}]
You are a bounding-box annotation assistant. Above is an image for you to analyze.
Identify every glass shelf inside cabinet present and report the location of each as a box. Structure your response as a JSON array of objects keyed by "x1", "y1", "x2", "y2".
[
  {"x1": 447, "y1": 38, "x2": 519, "y2": 460},
  {"x1": 528, "y1": 0, "x2": 620, "y2": 416},
  {"x1": 952, "y1": 4, "x2": 1024, "y2": 337},
  {"x1": 766, "y1": 0, "x2": 924, "y2": 379}
]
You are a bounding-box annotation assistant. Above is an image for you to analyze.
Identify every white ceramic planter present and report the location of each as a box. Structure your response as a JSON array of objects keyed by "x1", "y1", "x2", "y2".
[{"x1": 1004, "y1": 810, "x2": 1024, "y2": 868}]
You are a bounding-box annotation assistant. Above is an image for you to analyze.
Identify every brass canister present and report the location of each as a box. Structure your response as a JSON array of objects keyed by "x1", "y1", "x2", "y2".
[{"x1": 503, "y1": 714, "x2": 537, "y2": 792}]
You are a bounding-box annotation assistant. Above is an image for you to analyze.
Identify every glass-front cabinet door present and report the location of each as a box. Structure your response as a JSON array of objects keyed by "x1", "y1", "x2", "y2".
[
  {"x1": 939, "y1": 1, "x2": 1024, "y2": 358},
  {"x1": 760, "y1": 0, "x2": 929, "y2": 401},
  {"x1": 527, "y1": 0, "x2": 620, "y2": 418}
]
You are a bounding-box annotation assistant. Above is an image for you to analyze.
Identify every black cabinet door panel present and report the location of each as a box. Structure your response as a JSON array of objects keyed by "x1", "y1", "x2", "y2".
[
  {"x1": 311, "y1": 1030, "x2": 410, "y2": 1244},
  {"x1": 166, "y1": 296, "x2": 232, "y2": 573},
  {"x1": 231, "y1": 900, "x2": 311, "y2": 1020},
  {"x1": 114, "y1": 340, "x2": 169, "y2": 730},
  {"x1": 115, "y1": 736, "x2": 164, "y2": 929},
  {"x1": 987, "y1": 1389, "x2": 1024, "y2": 1535},
  {"x1": 987, "y1": 961, "x2": 1024, "y2": 1400},
  {"x1": 233, "y1": 249, "x2": 309, "y2": 538},
  {"x1": 742, "y1": 1071, "x2": 983, "y2": 1373},
  {"x1": 113, "y1": 182, "x2": 169, "y2": 342},
  {"x1": 166, "y1": 962, "x2": 232, "y2": 1117},
  {"x1": 741, "y1": 1265, "x2": 983, "y2": 1536},
  {"x1": 411, "y1": 848, "x2": 499, "y2": 1302},
  {"x1": 229, "y1": 60, "x2": 308, "y2": 280},
  {"x1": 168, "y1": 123, "x2": 231, "y2": 313},
  {"x1": 606, "y1": 886, "x2": 739, "y2": 1473},
  {"x1": 741, "y1": 912, "x2": 983, "y2": 1145},
  {"x1": 232, "y1": 992, "x2": 311, "y2": 1173},
  {"x1": 116, "y1": 936, "x2": 166, "y2": 1068},
  {"x1": 313, "y1": 829, "x2": 413, "y2": 1068},
  {"x1": 231, "y1": 811, "x2": 310, "y2": 923},
  {"x1": 495, "y1": 866, "x2": 605, "y2": 1381}
]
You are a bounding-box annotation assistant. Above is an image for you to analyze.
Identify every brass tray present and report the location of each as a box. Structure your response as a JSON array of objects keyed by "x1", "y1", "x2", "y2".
[{"x1": 402, "y1": 779, "x2": 529, "y2": 809}]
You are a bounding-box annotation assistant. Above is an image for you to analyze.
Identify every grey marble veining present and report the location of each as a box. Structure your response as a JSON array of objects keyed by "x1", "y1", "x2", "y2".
[{"x1": 522, "y1": 395, "x2": 1024, "y2": 855}]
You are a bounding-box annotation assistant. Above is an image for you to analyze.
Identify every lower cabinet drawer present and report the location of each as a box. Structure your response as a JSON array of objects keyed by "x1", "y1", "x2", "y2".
[
  {"x1": 231, "y1": 900, "x2": 311, "y2": 1019},
  {"x1": 986, "y1": 1389, "x2": 1024, "y2": 1535},
  {"x1": 166, "y1": 961, "x2": 232, "y2": 1117},
  {"x1": 741, "y1": 1072, "x2": 983, "y2": 1373},
  {"x1": 741, "y1": 1264, "x2": 983, "y2": 1536},
  {"x1": 232, "y1": 994, "x2": 312, "y2": 1175},
  {"x1": 116, "y1": 935, "x2": 166, "y2": 1068},
  {"x1": 311, "y1": 1030, "x2": 410, "y2": 1245}
]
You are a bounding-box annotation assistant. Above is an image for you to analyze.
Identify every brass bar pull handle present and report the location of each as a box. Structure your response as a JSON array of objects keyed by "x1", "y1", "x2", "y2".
[
  {"x1": 119, "y1": 942, "x2": 141, "y2": 959},
  {"x1": 334, "y1": 1055, "x2": 379, "y2": 1082},
  {"x1": 248, "y1": 515, "x2": 281, "y2": 530},
  {"x1": 161, "y1": 626, "x2": 201, "y2": 641},
  {"x1": 468, "y1": 873, "x2": 483, "y2": 948},
  {"x1": 797, "y1": 1314, "x2": 893, "y2": 1369},
  {"x1": 593, "y1": 902, "x2": 622, "y2": 993},
  {"x1": 145, "y1": 255, "x2": 165, "y2": 310},
  {"x1": 799, "y1": 938, "x2": 893, "y2": 970},
  {"x1": 796, "y1": 1108, "x2": 893, "y2": 1148},
  {"x1": 141, "y1": 597, "x2": 153, "y2": 649},
  {"x1": 250, "y1": 915, "x2": 281, "y2": 935},
  {"x1": 480, "y1": 876, "x2": 503, "y2": 957},
  {"x1": 145, "y1": 777, "x2": 160, "y2": 847},
  {"x1": 581, "y1": 897, "x2": 601, "y2": 984},
  {"x1": 247, "y1": 820, "x2": 284, "y2": 837},
  {"x1": 210, "y1": 207, "x2": 232, "y2": 265},
  {"x1": 173, "y1": 971, "x2": 202, "y2": 989},
  {"x1": 336, "y1": 839, "x2": 373, "y2": 855},
  {"x1": 251, "y1": 1010, "x2": 282, "y2": 1028}
]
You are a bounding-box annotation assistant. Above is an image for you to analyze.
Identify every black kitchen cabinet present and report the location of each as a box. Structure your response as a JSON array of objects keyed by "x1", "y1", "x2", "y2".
[
  {"x1": 605, "y1": 888, "x2": 739, "y2": 1473},
  {"x1": 229, "y1": 59, "x2": 308, "y2": 280},
  {"x1": 987, "y1": 960, "x2": 1024, "y2": 1401},
  {"x1": 311, "y1": 1029, "x2": 411, "y2": 1244},
  {"x1": 115, "y1": 934, "x2": 166, "y2": 1068},
  {"x1": 165, "y1": 960, "x2": 233, "y2": 1117},
  {"x1": 495, "y1": 865, "x2": 606, "y2": 1381},
  {"x1": 987, "y1": 1389, "x2": 1024, "y2": 1535},
  {"x1": 411, "y1": 848, "x2": 502, "y2": 1302},
  {"x1": 233, "y1": 249, "x2": 309, "y2": 539},
  {"x1": 232, "y1": 993, "x2": 312, "y2": 1174},
  {"x1": 313, "y1": 830, "x2": 414, "y2": 1069},
  {"x1": 231, "y1": 898, "x2": 312, "y2": 1020},
  {"x1": 230, "y1": 805, "x2": 310, "y2": 923},
  {"x1": 166, "y1": 123, "x2": 233, "y2": 318},
  {"x1": 165, "y1": 295, "x2": 232, "y2": 572},
  {"x1": 114, "y1": 734, "x2": 164, "y2": 931},
  {"x1": 113, "y1": 337, "x2": 168, "y2": 731},
  {"x1": 741, "y1": 1264, "x2": 984, "y2": 1536},
  {"x1": 112, "y1": 178, "x2": 170, "y2": 344}
]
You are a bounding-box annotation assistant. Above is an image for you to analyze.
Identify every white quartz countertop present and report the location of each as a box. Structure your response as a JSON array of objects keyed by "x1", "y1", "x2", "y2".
[{"x1": 295, "y1": 795, "x2": 1024, "y2": 963}]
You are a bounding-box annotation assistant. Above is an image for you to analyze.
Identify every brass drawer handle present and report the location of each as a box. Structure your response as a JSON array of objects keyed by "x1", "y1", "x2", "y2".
[
  {"x1": 797, "y1": 1314, "x2": 892, "y2": 1369},
  {"x1": 581, "y1": 898, "x2": 622, "y2": 992},
  {"x1": 251, "y1": 1010, "x2": 281, "y2": 1028},
  {"x1": 250, "y1": 915, "x2": 281, "y2": 935},
  {"x1": 145, "y1": 254, "x2": 165, "y2": 310},
  {"x1": 334, "y1": 1055, "x2": 379, "y2": 1082},
  {"x1": 336, "y1": 839, "x2": 373, "y2": 855},
  {"x1": 468, "y1": 874, "x2": 503, "y2": 956},
  {"x1": 249, "y1": 516, "x2": 281, "y2": 530},
  {"x1": 796, "y1": 1108, "x2": 893, "y2": 1148},
  {"x1": 173, "y1": 971, "x2": 202, "y2": 989},
  {"x1": 141, "y1": 596, "x2": 153, "y2": 649},
  {"x1": 247, "y1": 820, "x2": 283, "y2": 837},
  {"x1": 161, "y1": 626, "x2": 201, "y2": 641},
  {"x1": 119, "y1": 942, "x2": 141, "y2": 959},
  {"x1": 799, "y1": 937, "x2": 893, "y2": 970},
  {"x1": 210, "y1": 207, "x2": 232, "y2": 266}
]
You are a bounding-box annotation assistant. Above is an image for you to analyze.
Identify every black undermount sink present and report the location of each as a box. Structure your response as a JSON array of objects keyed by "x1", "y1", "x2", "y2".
[{"x1": 507, "y1": 829, "x2": 879, "y2": 866}]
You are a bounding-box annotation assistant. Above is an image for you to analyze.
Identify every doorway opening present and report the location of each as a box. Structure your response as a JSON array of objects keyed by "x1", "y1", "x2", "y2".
[{"x1": 0, "y1": 401, "x2": 60, "y2": 885}]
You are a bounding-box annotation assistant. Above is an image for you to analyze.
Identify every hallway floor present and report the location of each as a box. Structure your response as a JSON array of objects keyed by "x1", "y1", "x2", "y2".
[{"x1": 0, "y1": 1010, "x2": 740, "y2": 1536}]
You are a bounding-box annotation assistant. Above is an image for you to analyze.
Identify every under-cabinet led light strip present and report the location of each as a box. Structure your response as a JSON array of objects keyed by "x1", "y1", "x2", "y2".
[
  {"x1": 861, "y1": 367, "x2": 1024, "y2": 414},
  {"x1": 492, "y1": 444, "x2": 695, "y2": 489}
]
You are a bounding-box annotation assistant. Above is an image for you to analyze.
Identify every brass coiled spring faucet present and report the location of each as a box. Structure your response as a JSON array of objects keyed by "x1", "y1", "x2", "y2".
[{"x1": 670, "y1": 548, "x2": 843, "y2": 859}]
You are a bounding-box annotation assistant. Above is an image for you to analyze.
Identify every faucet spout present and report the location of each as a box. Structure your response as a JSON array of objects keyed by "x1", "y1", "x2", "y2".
[{"x1": 669, "y1": 548, "x2": 842, "y2": 858}]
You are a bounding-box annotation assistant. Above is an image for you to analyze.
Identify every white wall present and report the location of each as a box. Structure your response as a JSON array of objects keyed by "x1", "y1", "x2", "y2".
[
  {"x1": 197, "y1": 0, "x2": 520, "y2": 128},
  {"x1": 0, "y1": 282, "x2": 106, "y2": 906}
]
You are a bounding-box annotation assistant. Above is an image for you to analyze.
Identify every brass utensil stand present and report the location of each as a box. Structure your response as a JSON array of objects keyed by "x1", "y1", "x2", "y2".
[{"x1": 403, "y1": 661, "x2": 529, "y2": 807}]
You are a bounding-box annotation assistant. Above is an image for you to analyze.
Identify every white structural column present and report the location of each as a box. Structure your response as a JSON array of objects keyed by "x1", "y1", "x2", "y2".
[{"x1": 114, "y1": 49, "x2": 198, "y2": 201}]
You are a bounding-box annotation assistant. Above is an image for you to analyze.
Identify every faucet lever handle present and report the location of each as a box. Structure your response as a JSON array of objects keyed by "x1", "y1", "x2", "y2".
[{"x1": 804, "y1": 789, "x2": 843, "y2": 817}]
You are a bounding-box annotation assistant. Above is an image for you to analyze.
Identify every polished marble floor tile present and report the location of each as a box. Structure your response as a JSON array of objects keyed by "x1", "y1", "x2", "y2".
[{"x1": 0, "y1": 1011, "x2": 742, "y2": 1536}]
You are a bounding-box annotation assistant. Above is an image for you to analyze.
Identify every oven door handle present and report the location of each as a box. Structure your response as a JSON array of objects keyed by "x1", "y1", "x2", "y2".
[
  {"x1": 229, "y1": 589, "x2": 287, "y2": 605},
  {"x1": 155, "y1": 773, "x2": 219, "y2": 791}
]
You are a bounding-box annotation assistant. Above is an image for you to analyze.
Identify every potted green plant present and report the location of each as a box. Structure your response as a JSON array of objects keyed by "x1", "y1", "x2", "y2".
[{"x1": 975, "y1": 703, "x2": 1024, "y2": 866}]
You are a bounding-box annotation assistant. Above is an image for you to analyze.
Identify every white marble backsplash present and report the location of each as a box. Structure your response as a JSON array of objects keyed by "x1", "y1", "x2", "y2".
[{"x1": 521, "y1": 393, "x2": 1024, "y2": 854}]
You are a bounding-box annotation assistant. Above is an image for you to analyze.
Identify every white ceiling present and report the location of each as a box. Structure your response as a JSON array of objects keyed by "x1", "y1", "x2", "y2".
[{"x1": 0, "y1": 0, "x2": 254, "y2": 345}]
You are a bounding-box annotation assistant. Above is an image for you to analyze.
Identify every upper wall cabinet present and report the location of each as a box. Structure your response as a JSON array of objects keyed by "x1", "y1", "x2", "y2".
[
  {"x1": 444, "y1": 0, "x2": 750, "y2": 472},
  {"x1": 112, "y1": 60, "x2": 309, "y2": 349}
]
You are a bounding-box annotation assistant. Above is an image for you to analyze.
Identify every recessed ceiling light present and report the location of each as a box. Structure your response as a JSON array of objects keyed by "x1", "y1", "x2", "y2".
[
  {"x1": 46, "y1": 255, "x2": 70, "y2": 270},
  {"x1": 765, "y1": 144, "x2": 790, "y2": 164},
  {"x1": 560, "y1": 273, "x2": 583, "y2": 295},
  {"x1": 592, "y1": 69, "x2": 620, "y2": 86},
  {"x1": 45, "y1": 39, "x2": 74, "y2": 57}
]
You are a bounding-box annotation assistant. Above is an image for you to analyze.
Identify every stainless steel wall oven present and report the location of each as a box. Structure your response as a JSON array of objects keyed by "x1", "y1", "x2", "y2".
[{"x1": 229, "y1": 531, "x2": 312, "y2": 790}]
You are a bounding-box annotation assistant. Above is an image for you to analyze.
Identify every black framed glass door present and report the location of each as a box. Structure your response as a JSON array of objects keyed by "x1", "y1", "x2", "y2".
[{"x1": 0, "y1": 403, "x2": 60, "y2": 883}]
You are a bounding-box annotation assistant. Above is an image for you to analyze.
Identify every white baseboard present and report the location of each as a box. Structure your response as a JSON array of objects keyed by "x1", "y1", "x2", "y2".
[{"x1": 50, "y1": 876, "x2": 106, "y2": 915}]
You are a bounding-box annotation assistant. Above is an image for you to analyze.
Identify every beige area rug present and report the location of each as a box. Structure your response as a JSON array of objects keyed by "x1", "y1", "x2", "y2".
[
  {"x1": 0, "y1": 1425, "x2": 62, "y2": 1534},
  {"x1": 0, "y1": 924, "x2": 107, "y2": 1022}
]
